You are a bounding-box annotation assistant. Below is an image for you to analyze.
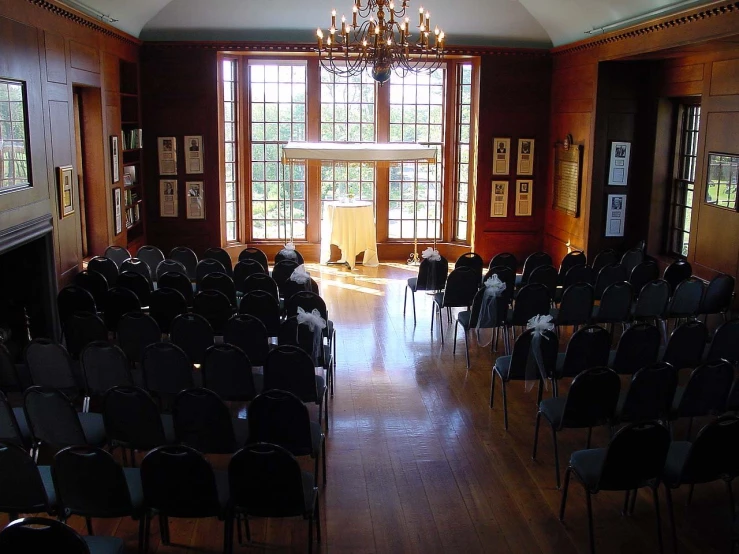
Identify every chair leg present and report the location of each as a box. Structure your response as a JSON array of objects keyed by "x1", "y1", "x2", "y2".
[
  {"x1": 223, "y1": 515, "x2": 233, "y2": 554},
  {"x1": 137, "y1": 515, "x2": 146, "y2": 554},
  {"x1": 664, "y1": 486, "x2": 678, "y2": 554},
  {"x1": 308, "y1": 512, "x2": 314, "y2": 554},
  {"x1": 559, "y1": 466, "x2": 572, "y2": 521},
  {"x1": 453, "y1": 320, "x2": 459, "y2": 355},
  {"x1": 403, "y1": 286, "x2": 408, "y2": 315},
  {"x1": 464, "y1": 329, "x2": 470, "y2": 369},
  {"x1": 430, "y1": 302, "x2": 434, "y2": 335},
  {"x1": 728, "y1": 480, "x2": 736, "y2": 520},
  {"x1": 490, "y1": 368, "x2": 497, "y2": 409},
  {"x1": 622, "y1": 490, "x2": 631, "y2": 516},
  {"x1": 411, "y1": 291, "x2": 416, "y2": 325},
  {"x1": 322, "y1": 439, "x2": 327, "y2": 485},
  {"x1": 551, "y1": 426, "x2": 561, "y2": 489},
  {"x1": 236, "y1": 513, "x2": 243, "y2": 545},
  {"x1": 144, "y1": 514, "x2": 152, "y2": 554},
  {"x1": 315, "y1": 494, "x2": 322, "y2": 543},
  {"x1": 586, "y1": 491, "x2": 596, "y2": 554},
  {"x1": 130, "y1": 449, "x2": 137, "y2": 468},
  {"x1": 653, "y1": 486, "x2": 664, "y2": 554},
  {"x1": 630, "y1": 488, "x2": 638, "y2": 515},
  {"x1": 86, "y1": 517, "x2": 94, "y2": 535},
  {"x1": 244, "y1": 515, "x2": 252, "y2": 542},
  {"x1": 586, "y1": 427, "x2": 593, "y2": 449},
  {"x1": 439, "y1": 306, "x2": 445, "y2": 346},
  {"x1": 686, "y1": 418, "x2": 693, "y2": 441},
  {"x1": 159, "y1": 514, "x2": 170, "y2": 545},
  {"x1": 686, "y1": 484, "x2": 695, "y2": 507},
  {"x1": 502, "y1": 380, "x2": 509, "y2": 430},
  {"x1": 532, "y1": 411, "x2": 541, "y2": 460}
]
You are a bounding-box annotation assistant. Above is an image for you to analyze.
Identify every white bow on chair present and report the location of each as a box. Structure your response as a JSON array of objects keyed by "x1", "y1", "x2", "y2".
[
  {"x1": 524, "y1": 314, "x2": 555, "y2": 391},
  {"x1": 476, "y1": 274, "x2": 507, "y2": 345},
  {"x1": 278, "y1": 241, "x2": 298, "y2": 260},
  {"x1": 421, "y1": 247, "x2": 441, "y2": 262},
  {"x1": 289, "y1": 264, "x2": 311, "y2": 285},
  {"x1": 296, "y1": 306, "x2": 327, "y2": 363}
]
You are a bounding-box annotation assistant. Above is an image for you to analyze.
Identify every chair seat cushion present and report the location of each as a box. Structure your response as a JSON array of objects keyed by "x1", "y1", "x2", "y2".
[
  {"x1": 232, "y1": 417, "x2": 250, "y2": 447},
  {"x1": 123, "y1": 467, "x2": 144, "y2": 509},
  {"x1": 494, "y1": 356, "x2": 512, "y2": 380},
  {"x1": 569, "y1": 448, "x2": 607, "y2": 490},
  {"x1": 407, "y1": 277, "x2": 418, "y2": 292},
  {"x1": 539, "y1": 397, "x2": 567, "y2": 428},
  {"x1": 83, "y1": 536, "x2": 125, "y2": 554},
  {"x1": 78, "y1": 412, "x2": 107, "y2": 446},
  {"x1": 301, "y1": 470, "x2": 317, "y2": 513},
  {"x1": 457, "y1": 310, "x2": 471, "y2": 330},
  {"x1": 38, "y1": 465, "x2": 57, "y2": 508},
  {"x1": 12, "y1": 406, "x2": 32, "y2": 447},
  {"x1": 663, "y1": 441, "x2": 692, "y2": 485},
  {"x1": 310, "y1": 421, "x2": 324, "y2": 458}
]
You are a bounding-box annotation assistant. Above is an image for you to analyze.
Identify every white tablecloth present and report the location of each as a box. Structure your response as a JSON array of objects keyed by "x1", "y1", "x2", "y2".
[{"x1": 320, "y1": 201, "x2": 379, "y2": 269}]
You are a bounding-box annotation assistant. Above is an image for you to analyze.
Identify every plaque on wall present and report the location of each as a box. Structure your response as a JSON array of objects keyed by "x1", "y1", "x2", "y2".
[
  {"x1": 490, "y1": 181, "x2": 508, "y2": 217},
  {"x1": 553, "y1": 135, "x2": 582, "y2": 217}
]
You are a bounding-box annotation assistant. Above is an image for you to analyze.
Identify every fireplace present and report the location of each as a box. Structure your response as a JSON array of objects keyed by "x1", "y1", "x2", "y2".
[{"x1": 0, "y1": 215, "x2": 59, "y2": 362}]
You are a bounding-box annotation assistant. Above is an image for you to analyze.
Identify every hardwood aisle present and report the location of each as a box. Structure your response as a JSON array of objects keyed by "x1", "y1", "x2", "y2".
[{"x1": 14, "y1": 263, "x2": 732, "y2": 553}]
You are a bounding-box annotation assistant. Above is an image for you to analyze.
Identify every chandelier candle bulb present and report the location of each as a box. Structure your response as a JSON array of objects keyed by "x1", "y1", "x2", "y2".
[
  {"x1": 352, "y1": 5, "x2": 358, "y2": 26},
  {"x1": 425, "y1": 11, "x2": 430, "y2": 29},
  {"x1": 389, "y1": 2, "x2": 395, "y2": 22},
  {"x1": 419, "y1": 6, "x2": 424, "y2": 25},
  {"x1": 331, "y1": 9, "x2": 336, "y2": 27},
  {"x1": 317, "y1": 28, "x2": 323, "y2": 48}
]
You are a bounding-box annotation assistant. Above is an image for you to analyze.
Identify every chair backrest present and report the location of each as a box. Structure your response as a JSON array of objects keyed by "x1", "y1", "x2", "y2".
[
  {"x1": 202, "y1": 344, "x2": 256, "y2": 401},
  {"x1": 594, "y1": 263, "x2": 627, "y2": 299},
  {"x1": 149, "y1": 287, "x2": 188, "y2": 333},
  {"x1": 509, "y1": 283, "x2": 551, "y2": 326},
  {"x1": 0, "y1": 518, "x2": 92, "y2": 553},
  {"x1": 0, "y1": 445, "x2": 51, "y2": 514},
  {"x1": 558, "y1": 325, "x2": 611, "y2": 378},
  {"x1": 73, "y1": 270, "x2": 108, "y2": 307},
  {"x1": 556, "y1": 283, "x2": 594, "y2": 326},
  {"x1": 663, "y1": 259, "x2": 692, "y2": 294},
  {"x1": 140, "y1": 445, "x2": 222, "y2": 517},
  {"x1": 199, "y1": 272, "x2": 237, "y2": 306},
  {"x1": 277, "y1": 316, "x2": 327, "y2": 367},
  {"x1": 416, "y1": 255, "x2": 449, "y2": 291},
  {"x1": 280, "y1": 275, "x2": 320, "y2": 301},
  {"x1": 560, "y1": 367, "x2": 620, "y2": 429},
  {"x1": 57, "y1": 286, "x2": 96, "y2": 325},
  {"x1": 155, "y1": 259, "x2": 189, "y2": 282},
  {"x1": 506, "y1": 329, "x2": 559, "y2": 381},
  {"x1": 247, "y1": 389, "x2": 314, "y2": 456},
  {"x1": 440, "y1": 266, "x2": 480, "y2": 308},
  {"x1": 116, "y1": 270, "x2": 151, "y2": 307},
  {"x1": 238, "y1": 247, "x2": 269, "y2": 272},
  {"x1": 103, "y1": 245, "x2": 131, "y2": 268},
  {"x1": 706, "y1": 319, "x2": 739, "y2": 364},
  {"x1": 238, "y1": 290, "x2": 281, "y2": 336},
  {"x1": 0, "y1": 345, "x2": 20, "y2": 394},
  {"x1": 103, "y1": 286, "x2": 142, "y2": 332},
  {"x1": 117, "y1": 312, "x2": 161, "y2": 364},
  {"x1": 157, "y1": 270, "x2": 194, "y2": 305},
  {"x1": 632, "y1": 279, "x2": 670, "y2": 319},
  {"x1": 87, "y1": 255, "x2": 118, "y2": 287},
  {"x1": 620, "y1": 248, "x2": 645, "y2": 276},
  {"x1": 591, "y1": 248, "x2": 619, "y2": 274},
  {"x1": 62, "y1": 312, "x2": 107, "y2": 360},
  {"x1": 102, "y1": 386, "x2": 167, "y2": 451},
  {"x1": 665, "y1": 277, "x2": 704, "y2": 318},
  {"x1": 229, "y1": 443, "x2": 308, "y2": 517},
  {"x1": 528, "y1": 264, "x2": 558, "y2": 300},
  {"x1": 272, "y1": 260, "x2": 300, "y2": 292},
  {"x1": 274, "y1": 247, "x2": 305, "y2": 265},
  {"x1": 53, "y1": 446, "x2": 134, "y2": 517},
  {"x1": 223, "y1": 314, "x2": 270, "y2": 367},
  {"x1": 595, "y1": 281, "x2": 633, "y2": 323},
  {"x1": 169, "y1": 313, "x2": 215, "y2": 364},
  {"x1": 23, "y1": 386, "x2": 87, "y2": 448},
  {"x1": 173, "y1": 388, "x2": 239, "y2": 454},
  {"x1": 675, "y1": 359, "x2": 734, "y2": 419},
  {"x1": 467, "y1": 286, "x2": 508, "y2": 329},
  {"x1": 168, "y1": 246, "x2": 198, "y2": 280},
  {"x1": 24, "y1": 339, "x2": 78, "y2": 393},
  {"x1": 483, "y1": 266, "x2": 515, "y2": 301},
  {"x1": 80, "y1": 341, "x2": 133, "y2": 397},
  {"x1": 521, "y1": 252, "x2": 553, "y2": 284},
  {"x1": 700, "y1": 273, "x2": 735, "y2": 315},
  {"x1": 234, "y1": 259, "x2": 267, "y2": 293},
  {"x1": 562, "y1": 264, "x2": 595, "y2": 289},
  {"x1": 203, "y1": 247, "x2": 233, "y2": 276},
  {"x1": 489, "y1": 252, "x2": 517, "y2": 274},
  {"x1": 241, "y1": 273, "x2": 280, "y2": 299},
  {"x1": 193, "y1": 289, "x2": 233, "y2": 334},
  {"x1": 119, "y1": 258, "x2": 153, "y2": 287},
  {"x1": 678, "y1": 416, "x2": 739, "y2": 485},
  {"x1": 0, "y1": 391, "x2": 27, "y2": 448},
  {"x1": 141, "y1": 342, "x2": 195, "y2": 397},
  {"x1": 617, "y1": 362, "x2": 677, "y2": 422},
  {"x1": 455, "y1": 252, "x2": 484, "y2": 281},
  {"x1": 558, "y1": 251, "x2": 587, "y2": 284},
  {"x1": 195, "y1": 258, "x2": 227, "y2": 288},
  {"x1": 596, "y1": 421, "x2": 671, "y2": 492},
  {"x1": 136, "y1": 245, "x2": 165, "y2": 282},
  {"x1": 611, "y1": 323, "x2": 661, "y2": 374},
  {"x1": 629, "y1": 260, "x2": 659, "y2": 297},
  {"x1": 264, "y1": 345, "x2": 318, "y2": 403},
  {"x1": 662, "y1": 320, "x2": 708, "y2": 369},
  {"x1": 284, "y1": 291, "x2": 329, "y2": 320}
]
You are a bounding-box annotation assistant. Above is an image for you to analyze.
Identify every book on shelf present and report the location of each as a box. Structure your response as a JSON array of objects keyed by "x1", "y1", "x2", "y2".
[
  {"x1": 125, "y1": 203, "x2": 141, "y2": 227},
  {"x1": 121, "y1": 128, "x2": 143, "y2": 150}
]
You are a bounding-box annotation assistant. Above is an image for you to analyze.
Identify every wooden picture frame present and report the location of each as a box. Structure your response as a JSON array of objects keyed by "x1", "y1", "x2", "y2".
[
  {"x1": 158, "y1": 136, "x2": 177, "y2": 175},
  {"x1": 607, "y1": 141, "x2": 631, "y2": 185},
  {"x1": 492, "y1": 138, "x2": 511, "y2": 175},
  {"x1": 186, "y1": 181, "x2": 205, "y2": 219},
  {"x1": 110, "y1": 135, "x2": 120, "y2": 183},
  {"x1": 490, "y1": 180, "x2": 508, "y2": 217},
  {"x1": 605, "y1": 194, "x2": 627, "y2": 237},
  {"x1": 515, "y1": 179, "x2": 532, "y2": 216},
  {"x1": 113, "y1": 187, "x2": 122, "y2": 235},
  {"x1": 185, "y1": 135, "x2": 203, "y2": 174},
  {"x1": 517, "y1": 139, "x2": 535, "y2": 175},
  {"x1": 57, "y1": 165, "x2": 74, "y2": 218},
  {"x1": 705, "y1": 152, "x2": 739, "y2": 211},
  {"x1": 160, "y1": 179, "x2": 178, "y2": 217}
]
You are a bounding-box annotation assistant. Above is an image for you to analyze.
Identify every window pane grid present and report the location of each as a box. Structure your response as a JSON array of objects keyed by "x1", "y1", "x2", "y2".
[
  {"x1": 388, "y1": 70, "x2": 446, "y2": 239},
  {"x1": 669, "y1": 105, "x2": 700, "y2": 257},
  {"x1": 222, "y1": 59, "x2": 238, "y2": 241},
  {"x1": 249, "y1": 62, "x2": 306, "y2": 240},
  {"x1": 454, "y1": 64, "x2": 472, "y2": 241},
  {"x1": 0, "y1": 79, "x2": 30, "y2": 190},
  {"x1": 320, "y1": 161, "x2": 375, "y2": 218},
  {"x1": 320, "y1": 68, "x2": 376, "y2": 143},
  {"x1": 705, "y1": 154, "x2": 738, "y2": 209}
]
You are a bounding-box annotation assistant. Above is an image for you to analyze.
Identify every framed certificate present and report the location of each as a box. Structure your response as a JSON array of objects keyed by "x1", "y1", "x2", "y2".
[
  {"x1": 492, "y1": 138, "x2": 510, "y2": 175},
  {"x1": 517, "y1": 139, "x2": 535, "y2": 175},
  {"x1": 158, "y1": 137, "x2": 177, "y2": 175},
  {"x1": 490, "y1": 181, "x2": 508, "y2": 217},
  {"x1": 185, "y1": 135, "x2": 203, "y2": 174},
  {"x1": 160, "y1": 179, "x2": 178, "y2": 217},
  {"x1": 515, "y1": 179, "x2": 532, "y2": 216},
  {"x1": 186, "y1": 181, "x2": 205, "y2": 219}
]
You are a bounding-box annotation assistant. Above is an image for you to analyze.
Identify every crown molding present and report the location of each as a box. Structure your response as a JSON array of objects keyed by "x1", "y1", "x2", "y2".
[
  {"x1": 28, "y1": 0, "x2": 141, "y2": 46},
  {"x1": 553, "y1": 1, "x2": 739, "y2": 56}
]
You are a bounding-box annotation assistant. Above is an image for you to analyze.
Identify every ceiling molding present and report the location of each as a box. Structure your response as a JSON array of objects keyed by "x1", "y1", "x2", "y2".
[
  {"x1": 29, "y1": 0, "x2": 142, "y2": 45},
  {"x1": 552, "y1": 1, "x2": 738, "y2": 56}
]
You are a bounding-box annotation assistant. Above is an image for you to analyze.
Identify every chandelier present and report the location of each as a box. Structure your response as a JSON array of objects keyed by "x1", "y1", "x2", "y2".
[{"x1": 316, "y1": 0, "x2": 446, "y2": 84}]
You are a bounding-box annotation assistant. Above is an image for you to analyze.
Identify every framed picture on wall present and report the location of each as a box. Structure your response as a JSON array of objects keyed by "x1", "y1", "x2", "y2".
[
  {"x1": 160, "y1": 179, "x2": 178, "y2": 217},
  {"x1": 607, "y1": 141, "x2": 631, "y2": 185},
  {"x1": 492, "y1": 138, "x2": 510, "y2": 175},
  {"x1": 490, "y1": 180, "x2": 508, "y2": 217},
  {"x1": 110, "y1": 135, "x2": 120, "y2": 183},
  {"x1": 184, "y1": 135, "x2": 203, "y2": 174},
  {"x1": 158, "y1": 137, "x2": 178, "y2": 175},
  {"x1": 517, "y1": 139, "x2": 535, "y2": 175},
  {"x1": 186, "y1": 181, "x2": 205, "y2": 219},
  {"x1": 113, "y1": 188, "x2": 122, "y2": 235},
  {"x1": 605, "y1": 194, "x2": 627, "y2": 237},
  {"x1": 57, "y1": 165, "x2": 74, "y2": 218},
  {"x1": 515, "y1": 179, "x2": 533, "y2": 216}
]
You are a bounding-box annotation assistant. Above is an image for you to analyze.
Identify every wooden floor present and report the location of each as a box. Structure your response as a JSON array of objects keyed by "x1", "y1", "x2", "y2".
[{"x1": 10, "y1": 263, "x2": 734, "y2": 553}]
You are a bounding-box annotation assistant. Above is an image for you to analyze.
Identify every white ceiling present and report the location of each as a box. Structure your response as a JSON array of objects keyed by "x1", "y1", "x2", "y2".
[{"x1": 61, "y1": 0, "x2": 718, "y2": 47}]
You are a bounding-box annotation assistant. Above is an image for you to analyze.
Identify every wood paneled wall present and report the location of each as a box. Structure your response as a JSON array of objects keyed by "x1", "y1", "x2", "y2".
[{"x1": 0, "y1": 0, "x2": 139, "y2": 287}]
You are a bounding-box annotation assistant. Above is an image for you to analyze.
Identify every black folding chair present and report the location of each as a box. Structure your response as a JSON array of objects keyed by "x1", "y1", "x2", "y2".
[
  {"x1": 193, "y1": 289, "x2": 234, "y2": 334},
  {"x1": 103, "y1": 286, "x2": 141, "y2": 333},
  {"x1": 239, "y1": 290, "x2": 281, "y2": 337},
  {"x1": 157, "y1": 270, "x2": 193, "y2": 305},
  {"x1": 141, "y1": 342, "x2": 195, "y2": 408},
  {"x1": 73, "y1": 270, "x2": 108, "y2": 308},
  {"x1": 698, "y1": 273, "x2": 735, "y2": 323},
  {"x1": 554, "y1": 325, "x2": 611, "y2": 395},
  {"x1": 203, "y1": 247, "x2": 233, "y2": 277},
  {"x1": 489, "y1": 252, "x2": 517, "y2": 275},
  {"x1": 661, "y1": 320, "x2": 708, "y2": 370},
  {"x1": 57, "y1": 286, "x2": 96, "y2": 327},
  {"x1": 202, "y1": 343, "x2": 259, "y2": 401},
  {"x1": 613, "y1": 362, "x2": 677, "y2": 425},
  {"x1": 169, "y1": 246, "x2": 199, "y2": 280},
  {"x1": 591, "y1": 249, "x2": 619, "y2": 274},
  {"x1": 104, "y1": 245, "x2": 131, "y2": 268},
  {"x1": 172, "y1": 388, "x2": 249, "y2": 453},
  {"x1": 136, "y1": 245, "x2": 165, "y2": 283},
  {"x1": 0, "y1": 445, "x2": 57, "y2": 520},
  {"x1": 593, "y1": 264, "x2": 627, "y2": 301},
  {"x1": 148, "y1": 287, "x2": 188, "y2": 333},
  {"x1": 241, "y1": 273, "x2": 280, "y2": 300},
  {"x1": 663, "y1": 259, "x2": 692, "y2": 295},
  {"x1": 155, "y1": 260, "x2": 189, "y2": 282},
  {"x1": 80, "y1": 341, "x2": 133, "y2": 409},
  {"x1": 238, "y1": 247, "x2": 269, "y2": 272},
  {"x1": 432, "y1": 266, "x2": 481, "y2": 344},
  {"x1": 24, "y1": 339, "x2": 82, "y2": 401},
  {"x1": 88, "y1": 255, "x2": 119, "y2": 287},
  {"x1": 63, "y1": 312, "x2": 108, "y2": 361},
  {"x1": 404, "y1": 255, "x2": 449, "y2": 324},
  {"x1": 516, "y1": 251, "x2": 553, "y2": 287},
  {"x1": 223, "y1": 314, "x2": 270, "y2": 367},
  {"x1": 557, "y1": 250, "x2": 587, "y2": 285},
  {"x1": 117, "y1": 312, "x2": 161, "y2": 365},
  {"x1": 455, "y1": 252, "x2": 484, "y2": 283},
  {"x1": 170, "y1": 313, "x2": 215, "y2": 365},
  {"x1": 608, "y1": 323, "x2": 661, "y2": 375}
]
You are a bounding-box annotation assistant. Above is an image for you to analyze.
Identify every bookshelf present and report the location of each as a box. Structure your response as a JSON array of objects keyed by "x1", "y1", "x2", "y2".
[{"x1": 120, "y1": 59, "x2": 145, "y2": 249}]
